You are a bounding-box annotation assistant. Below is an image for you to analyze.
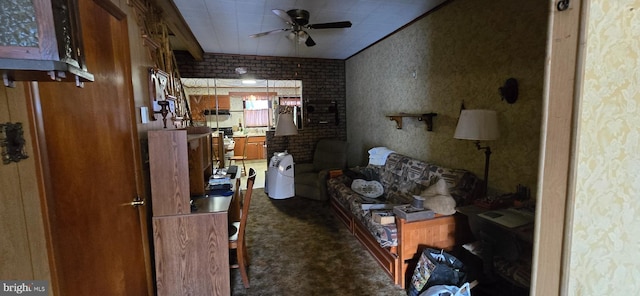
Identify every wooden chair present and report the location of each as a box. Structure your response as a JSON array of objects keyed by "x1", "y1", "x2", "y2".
[
  {"x1": 228, "y1": 178, "x2": 242, "y2": 223},
  {"x1": 229, "y1": 168, "x2": 256, "y2": 288},
  {"x1": 229, "y1": 135, "x2": 248, "y2": 176}
]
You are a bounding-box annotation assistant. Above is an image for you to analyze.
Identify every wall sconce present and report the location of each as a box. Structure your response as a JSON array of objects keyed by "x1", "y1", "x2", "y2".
[
  {"x1": 499, "y1": 78, "x2": 518, "y2": 104},
  {"x1": 155, "y1": 100, "x2": 170, "y2": 128}
]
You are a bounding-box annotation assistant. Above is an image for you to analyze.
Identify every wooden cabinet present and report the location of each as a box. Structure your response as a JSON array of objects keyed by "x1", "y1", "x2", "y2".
[
  {"x1": 148, "y1": 129, "x2": 213, "y2": 215},
  {"x1": 189, "y1": 95, "x2": 230, "y2": 122},
  {"x1": 233, "y1": 135, "x2": 266, "y2": 160},
  {"x1": 187, "y1": 132, "x2": 212, "y2": 196},
  {"x1": 233, "y1": 136, "x2": 246, "y2": 157},
  {"x1": 247, "y1": 136, "x2": 266, "y2": 160},
  {"x1": 152, "y1": 213, "x2": 230, "y2": 296},
  {"x1": 148, "y1": 129, "x2": 230, "y2": 295},
  {"x1": 0, "y1": 0, "x2": 94, "y2": 86}
]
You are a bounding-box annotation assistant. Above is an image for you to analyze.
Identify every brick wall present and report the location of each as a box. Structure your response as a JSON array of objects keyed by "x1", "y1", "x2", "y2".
[{"x1": 174, "y1": 51, "x2": 347, "y2": 164}]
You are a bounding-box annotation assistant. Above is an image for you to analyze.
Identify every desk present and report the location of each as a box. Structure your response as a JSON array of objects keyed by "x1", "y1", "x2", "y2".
[
  {"x1": 457, "y1": 205, "x2": 534, "y2": 243},
  {"x1": 153, "y1": 195, "x2": 234, "y2": 296},
  {"x1": 456, "y1": 205, "x2": 534, "y2": 291},
  {"x1": 150, "y1": 129, "x2": 234, "y2": 296},
  {"x1": 193, "y1": 195, "x2": 232, "y2": 213}
]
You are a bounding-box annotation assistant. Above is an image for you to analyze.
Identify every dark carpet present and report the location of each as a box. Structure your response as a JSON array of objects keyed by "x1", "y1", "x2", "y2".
[{"x1": 229, "y1": 189, "x2": 408, "y2": 295}]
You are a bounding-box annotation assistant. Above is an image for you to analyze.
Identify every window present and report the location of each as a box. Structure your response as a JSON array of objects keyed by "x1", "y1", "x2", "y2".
[{"x1": 243, "y1": 95, "x2": 269, "y2": 127}]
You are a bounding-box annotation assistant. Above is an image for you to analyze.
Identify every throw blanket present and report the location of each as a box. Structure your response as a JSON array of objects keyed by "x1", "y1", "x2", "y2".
[{"x1": 368, "y1": 147, "x2": 395, "y2": 166}]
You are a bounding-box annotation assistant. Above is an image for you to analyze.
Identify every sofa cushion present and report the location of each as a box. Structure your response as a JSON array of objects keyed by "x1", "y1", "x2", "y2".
[{"x1": 378, "y1": 154, "x2": 439, "y2": 204}]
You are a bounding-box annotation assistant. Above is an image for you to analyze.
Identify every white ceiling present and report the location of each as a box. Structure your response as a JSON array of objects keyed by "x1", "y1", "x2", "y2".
[{"x1": 171, "y1": 0, "x2": 447, "y2": 60}]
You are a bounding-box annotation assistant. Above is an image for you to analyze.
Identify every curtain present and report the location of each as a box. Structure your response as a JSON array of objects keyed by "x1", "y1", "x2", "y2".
[
  {"x1": 244, "y1": 109, "x2": 269, "y2": 127},
  {"x1": 243, "y1": 95, "x2": 269, "y2": 127}
]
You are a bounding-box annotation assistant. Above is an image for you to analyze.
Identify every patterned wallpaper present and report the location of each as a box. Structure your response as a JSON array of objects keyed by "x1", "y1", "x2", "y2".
[
  {"x1": 568, "y1": 0, "x2": 640, "y2": 294},
  {"x1": 345, "y1": 0, "x2": 547, "y2": 195}
]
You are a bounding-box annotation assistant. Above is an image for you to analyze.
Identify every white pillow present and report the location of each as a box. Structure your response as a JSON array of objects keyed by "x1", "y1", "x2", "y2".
[{"x1": 419, "y1": 179, "x2": 456, "y2": 215}]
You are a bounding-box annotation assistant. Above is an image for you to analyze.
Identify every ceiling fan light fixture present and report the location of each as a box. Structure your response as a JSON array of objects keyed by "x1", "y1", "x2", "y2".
[
  {"x1": 297, "y1": 31, "x2": 308, "y2": 43},
  {"x1": 286, "y1": 31, "x2": 307, "y2": 43},
  {"x1": 253, "y1": 8, "x2": 352, "y2": 47}
]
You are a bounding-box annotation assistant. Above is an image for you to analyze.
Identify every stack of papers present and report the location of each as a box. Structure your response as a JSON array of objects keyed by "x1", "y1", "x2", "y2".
[
  {"x1": 478, "y1": 208, "x2": 534, "y2": 228},
  {"x1": 212, "y1": 168, "x2": 228, "y2": 178},
  {"x1": 209, "y1": 176, "x2": 231, "y2": 186}
]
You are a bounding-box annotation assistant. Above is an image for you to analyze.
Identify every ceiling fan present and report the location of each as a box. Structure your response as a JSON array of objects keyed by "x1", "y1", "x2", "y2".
[{"x1": 249, "y1": 9, "x2": 352, "y2": 47}]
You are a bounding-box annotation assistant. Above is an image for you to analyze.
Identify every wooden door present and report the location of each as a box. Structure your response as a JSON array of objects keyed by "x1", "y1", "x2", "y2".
[{"x1": 31, "y1": 0, "x2": 151, "y2": 295}]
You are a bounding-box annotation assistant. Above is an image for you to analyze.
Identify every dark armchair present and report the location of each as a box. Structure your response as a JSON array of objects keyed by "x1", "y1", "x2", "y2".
[{"x1": 294, "y1": 139, "x2": 348, "y2": 201}]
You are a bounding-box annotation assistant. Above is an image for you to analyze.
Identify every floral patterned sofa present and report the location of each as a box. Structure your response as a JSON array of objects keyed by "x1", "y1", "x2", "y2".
[{"x1": 327, "y1": 153, "x2": 479, "y2": 288}]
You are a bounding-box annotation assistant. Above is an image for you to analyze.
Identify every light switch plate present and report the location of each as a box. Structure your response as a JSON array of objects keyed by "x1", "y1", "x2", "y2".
[{"x1": 140, "y1": 106, "x2": 149, "y2": 124}]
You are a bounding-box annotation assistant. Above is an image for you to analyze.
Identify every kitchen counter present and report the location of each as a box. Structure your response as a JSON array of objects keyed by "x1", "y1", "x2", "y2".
[{"x1": 232, "y1": 132, "x2": 266, "y2": 137}]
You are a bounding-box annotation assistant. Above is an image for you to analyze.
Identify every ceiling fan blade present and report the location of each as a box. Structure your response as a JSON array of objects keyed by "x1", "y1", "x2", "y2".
[
  {"x1": 272, "y1": 9, "x2": 294, "y2": 24},
  {"x1": 305, "y1": 35, "x2": 316, "y2": 47},
  {"x1": 308, "y1": 21, "x2": 352, "y2": 29},
  {"x1": 249, "y1": 28, "x2": 288, "y2": 38}
]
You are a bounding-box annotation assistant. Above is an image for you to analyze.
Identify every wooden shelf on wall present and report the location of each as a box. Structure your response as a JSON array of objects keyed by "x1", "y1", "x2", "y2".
[{"x1": 386, "y1": 112, "x2": 438, "y2": 131}]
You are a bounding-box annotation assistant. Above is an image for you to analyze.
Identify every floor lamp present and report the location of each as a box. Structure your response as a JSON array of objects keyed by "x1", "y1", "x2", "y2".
[
  {"x1": 274, "y1": 110, "x2": 298, "y2": 151},
  {"x1": 454, "y1": 109, "x2": 500, "y2": 197}
]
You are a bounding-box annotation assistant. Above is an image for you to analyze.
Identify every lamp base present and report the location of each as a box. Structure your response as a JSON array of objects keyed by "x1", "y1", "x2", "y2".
[{"x1": 475, "y1": 141, "x2": 491, "y2": 197}]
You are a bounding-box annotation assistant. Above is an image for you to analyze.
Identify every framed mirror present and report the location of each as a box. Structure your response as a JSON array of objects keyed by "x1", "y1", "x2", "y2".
[{"x1": 180, "y1": 78, "x2": 303, "y2": 135}]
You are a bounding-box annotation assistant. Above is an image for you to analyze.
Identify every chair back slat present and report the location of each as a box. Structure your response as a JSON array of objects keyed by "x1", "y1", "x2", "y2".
[{"x1": 237, "y1": 168, "x2": 256, "y2": 244}]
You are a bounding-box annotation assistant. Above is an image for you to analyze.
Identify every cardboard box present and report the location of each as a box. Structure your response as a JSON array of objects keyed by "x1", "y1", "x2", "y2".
[
  {"x1": 372, "y1": 210, "x2": 395, "y2": 224},
  {"x1": 393, "y1": 205, "x2": 435, "y2": 222}
]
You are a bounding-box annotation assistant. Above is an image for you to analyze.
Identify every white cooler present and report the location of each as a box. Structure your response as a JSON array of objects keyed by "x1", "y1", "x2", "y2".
[{"x1": 267, "y1": 151, "x2": 295, "y2": 199}]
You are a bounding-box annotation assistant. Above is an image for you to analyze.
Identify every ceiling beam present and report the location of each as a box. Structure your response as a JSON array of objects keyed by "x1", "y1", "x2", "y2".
[{"x1": 152, "y1": 0, "x2": 204, "y2": 61}]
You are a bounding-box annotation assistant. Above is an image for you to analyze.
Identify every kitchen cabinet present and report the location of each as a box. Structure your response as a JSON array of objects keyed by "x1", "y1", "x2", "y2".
[
  {"x1": 233, "y1": 136, "x2": 246, "y2": 157},
  {"x1": 233, "y1": 135, "x2": 266, "y2": 160},
  {"x1": 189, "y1": 95, "x2": 230, "y2": 122},
  {"x1": 247, "y1": 136, "x2": 266, "y2": 160},
  {"x1": 0, "y1": 0, "x2": 93, "y2": 86}
]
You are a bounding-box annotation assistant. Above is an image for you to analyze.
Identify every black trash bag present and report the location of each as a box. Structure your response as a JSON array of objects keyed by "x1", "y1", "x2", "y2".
[{"x1": 407, "y1": 248, "x2": 467, "y2": 296}]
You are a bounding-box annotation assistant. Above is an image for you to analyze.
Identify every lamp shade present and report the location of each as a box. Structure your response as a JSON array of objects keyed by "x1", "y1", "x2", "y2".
[
  {"x1": 454, "y1": 110, "x2": 499, "y2": 141},
  {"x1": 274, "y1": 113, "x2": 299, "y2": 136}
]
